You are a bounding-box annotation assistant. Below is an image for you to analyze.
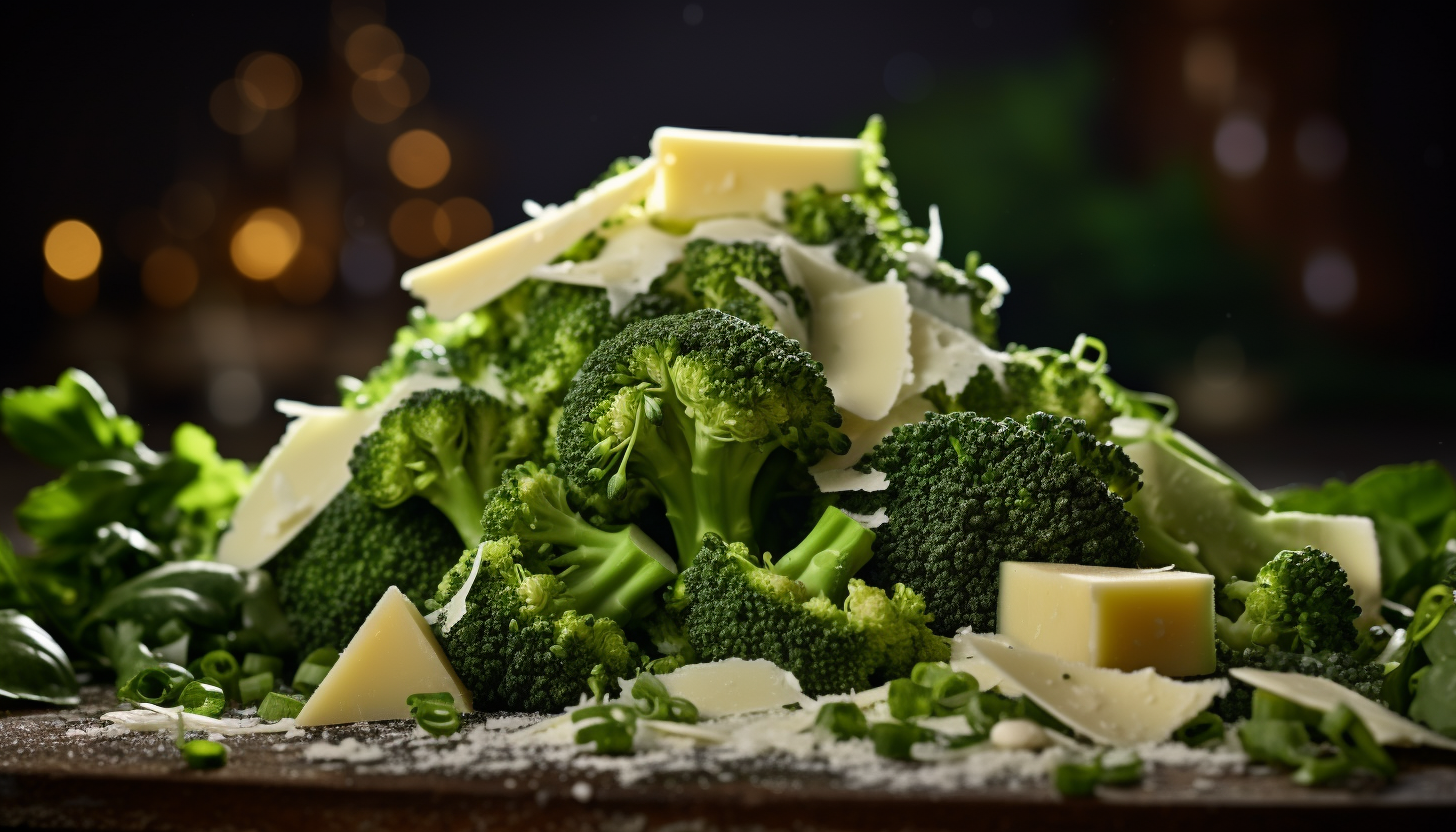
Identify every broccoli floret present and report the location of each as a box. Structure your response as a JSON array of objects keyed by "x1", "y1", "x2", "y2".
[
  {"x1": 557, "y1": 309, "x2": 849, "y2": 566},
  {"x1": 1119, "y1": 419, "x2": 1382, "y2": 619},
  {"x1": 841, "y1": 411, "x2": 1143, "y2": 636},
  {"x1": 431, "y1": 536, "x2": 639, "y2": 712},
  {"x1": 780, "y1": 115, "x2": 1004, "y2": 345},
  {"x1": 1217, "y1": 547, "x2": 1362, "y2": 654},
  {"x1": 268, "y1": 488, "x2": 464, "y2": 657},
  {"x1": 1212, "y1": 642, "x2": 1386, "y2": 722},
  {"x1": 349, "y1": 388, "x2": 538, "y2": 545},
  {"x1": 763, "y1": 504, "x2": 877, "y2": 604},
  {"x1": 490, "y1": 282, "x2": 623, "y2": 414},
  {"x1": 481, "y1": 462, "x2": 677, "y2": 623},
  {"x1": 673, "y1": 527, "x2": 946, "y2": 696},
  {"x1": 931, "y1": 336, "x2": 1136, "y2": 441},
  {"x1": 677, "y1": 239, "x2": 810, "y2": 331},
  {"x1": 338, "y1": 306, "x2": 503, "y2": 410}
]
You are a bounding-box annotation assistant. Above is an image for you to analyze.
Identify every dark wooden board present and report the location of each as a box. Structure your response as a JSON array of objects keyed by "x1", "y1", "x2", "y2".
[{"x1": 2, "y1": 687, "x2": 1452, "y2": 831}]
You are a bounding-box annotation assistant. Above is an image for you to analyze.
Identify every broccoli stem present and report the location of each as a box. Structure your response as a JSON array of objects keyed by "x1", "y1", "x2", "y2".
[
  {"x1": 420, "y1": 441, "x2": 487, "y2": 545},
  {"x1": 551, "y1": 525, "x2": 678, "y2": 623},
  {"x1": 768, "y1": 507, "x2": 876, "y2": 604},
  {"x1": 686, "y1": 431, "x2": 773, "y2": 562}
]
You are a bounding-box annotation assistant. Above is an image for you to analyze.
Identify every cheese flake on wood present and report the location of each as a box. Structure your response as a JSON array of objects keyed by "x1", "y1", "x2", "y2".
[
  {"x1": 996, "y1": 562, "x2": 1216, "y2": 677},
  {"x1": 641, "y1": 658, "x2": 804, "y2": 719},
  {"x1": 959, "y1": 633, "x2": 1228, "y2": 747},
  {"x1": 217, "y1": 375, "x2": 458, "y2": 570},
  {"x1": 402, "y1": 158, "x2": 658, "y2": 321},
  {"x1": 811, "y1": 281, "x2": 913, "y2": 422},
  {"x1": 649, "y1": 127, "x2": 866, "y2": 221},
  {"x1": 1229, "y1": 668, "x2": 1456, "y2": 751},
  {"x1": 295, "y1": 586, "x2": 472, "y2": 727}
]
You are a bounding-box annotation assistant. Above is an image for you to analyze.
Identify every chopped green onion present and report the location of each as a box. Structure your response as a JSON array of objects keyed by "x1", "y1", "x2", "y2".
[
  {"x1": 1099, "y1": 751, "x2": 1144, "y2": 785},
  {"x1": 181, "y1": 739, "x2": 228, "y2": 770},
  {"x1": 1319, "y1": 704, "x2": 1397, "y2": 779},
  {"x1": 292, "y1": 647, "x2": 339, "y2": 697},
  {"x1": 1173, "y1": 711, "x2": 1226, "y2": 748},
  {"x1": 572, "y1": 704, "x2": 637, "y2": 755},
  {"x1": 1251, "y1": 690, "x2": 1321, "y2": 724},
  {"x1": 1237, "y1": 719, "x2": 1313, "y2": 768},
  {"x1": 628, "y1": 674, "x2": 698, "y2": 723},
  {"x1": 405, "y1": 692, "x2": 455, "y2": 708},
  {"x1": 258, "y1": 691, "x2": 305, "y2": 722},
  {"x1": 886, "y1": 678, "x2": 934, "y2": 721},
  {"x1": 194, "y1": 650, "x2": 240, "y2": 702},
  {"x1": 241, "y1": 653, "x2": 284, "y2": 679},
  {"x1": 407, "y1": 692, "x2": 461, "y2": 737},
  {"x1": 238, "y1": 671, "x2": 274, "y2": 706},
  {"x1": 178, "y1": 679, "x2": 226, "y2": 718},
  {"x1": 911, "y1": 661, "x2": 979, "y2": 713},
  {"x1": 868, "y1": 721, "x2": 930, "y2": 761},
  {"x1": 117, "y1": 667, "x2": 177, "y2": 705},
  {"x1": 814, "y1": 702, "x2": 868, "y2": 741},
  {"x1": 1053, "y1": 760, "x2": 1102, "y2": 797}
]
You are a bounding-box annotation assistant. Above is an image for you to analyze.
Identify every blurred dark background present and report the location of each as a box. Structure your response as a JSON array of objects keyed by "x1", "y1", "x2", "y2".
[{"x1": 4, "y1": 0, "x2": 1453, "y2": 550}]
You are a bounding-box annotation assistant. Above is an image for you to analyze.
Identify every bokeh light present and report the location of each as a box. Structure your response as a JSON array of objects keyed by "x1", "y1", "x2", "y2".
[
  {"x1": 276, "y1": 243, "x2": 335, "y2": 304},
  {"x1": 351, "y1": 74, "x2": 410, "y2": 123},
  {"x1": 44, "y1": 219, "x2": 103, "y2": 280},
  {"x1": 238, "y1": 52, "x2": 301, "y2": 110},
  {"x1": 42, "y1": 271, "x2": 98, "y2": 316},
  {"x1": 159, "y1": 181, "x2": 215, "y2": 239},
  {"x1": 230, "y1": 207, "x2": 302, "y2": 280},
  {"x1": 435, "y1": 196, "x2": 493, "y2": 250},
  {"x1": 389, "y1": 198, "x2": 443, "y2": 258},
  {"x1": 1183, "y1": 34, "x2": 1237, "y2": 107},
  {"x1": 1303, "y1": 248, "x2": 1357, "y2": 315},
  {"x1": 140, "y1": 246, "x2": 199, "y2": 308},
  {"x1": 345, "y1": 24, "x2": 404, "y2": 79},
  {"x1": 388, "y1": 129, "x2": 450, "y2": 188},
  {"x1": 1213, "y1": 114, "x2": 1267, "y2": 178},
  {"x1": 210, "y1": 80, "x2": 265, "y2": 134}
]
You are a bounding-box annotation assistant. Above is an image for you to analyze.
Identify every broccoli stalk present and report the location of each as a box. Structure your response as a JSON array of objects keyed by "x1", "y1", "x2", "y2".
[
  {"x1": 483, "y1": 463, "x2": 676, "y2": 623},
  {"x1": 765, "y1": 506, "x2": 875, "y2": 604},
  {"x1": 350, "y1": 388, "x2": 537, "y2": 545},
  {"x1": 558, "y1": 309, "x2": 849, "y2": 568}
]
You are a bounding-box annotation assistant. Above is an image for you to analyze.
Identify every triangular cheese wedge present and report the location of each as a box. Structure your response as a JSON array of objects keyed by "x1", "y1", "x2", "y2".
[
  {"x1": 295, "y1": 586, "x2": 472, "y2": 727},
  {"x1": 960, "y1": 633, "x2": 1227, "y2": 747}
]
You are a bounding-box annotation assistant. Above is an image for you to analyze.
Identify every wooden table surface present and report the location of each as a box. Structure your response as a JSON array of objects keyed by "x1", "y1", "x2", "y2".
[{"x1": 2, "y1": 688, "x2": 1452, "y2": 832}]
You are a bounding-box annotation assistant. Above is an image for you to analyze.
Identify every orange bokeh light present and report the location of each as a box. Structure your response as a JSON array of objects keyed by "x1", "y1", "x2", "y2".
[
  {"x1": 230, "y1": 208, "x2": 302, "y2": 280},
  {"x1": 44, "y1": 219, "x2": 103, "y2": 280},
  {"x1": 239, "y1": 52, "x2": 301, "y2": 110},
  {"x1": 388, "y1": 129, "x2": 450, "y2": 189}
]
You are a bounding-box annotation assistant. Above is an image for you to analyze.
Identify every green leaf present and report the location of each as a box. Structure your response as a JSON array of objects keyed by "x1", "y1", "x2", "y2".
[
  {"x1": 1408, "y1": 659, "x2": 1456, "y2": 738},
  {"x1": 0, "y1": 609, "x2": 80, "y2": 706},
  {"x1": 1, "y1": 369, "x2": 141, "y2": 467},
  {"x1": 16, "y1": 461, "x2": 141, "y2": 544},
  {"x1": 81, "y1": 561, "x2": 245, "y2": 640}
]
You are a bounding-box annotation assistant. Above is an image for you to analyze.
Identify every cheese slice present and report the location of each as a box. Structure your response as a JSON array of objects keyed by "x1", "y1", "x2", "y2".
[
  {"x1": 780, "y1": 239, "x2": 866, "y2": 301},
  {"x1": 649, "y1": 127, "x2": 867, "y2": 221},
  {"x1": 899, "y1": 308, "x2": 1002, "y2": 403},
  {"x1": 959, "y1": 633, "x2": 1229, "y2": 747},
  {"x1": 688, "y1": 217, "x2": 786, "y2": 246},
  {"x1": 633, "y1": 658, "x2": 804, "y2": 719},
  {"x1": 218, "y1": 374, "x2": 458, "y2": 570},
  {"x1": 811, "y1": 467, "x2": 888, "y2": 493},
  {"x1": 528, "y1": 221, "x2": 686, "y2": 315},
  {"x1": 996, "y1": 562, "x2": 1216, "y2": 677},
  {"x1": 811, "y1": 281, "x2": 913, "y2": 422},
  {"x1": 1229, "y1": 668, "x2": 1456, "y2": 751},
  {"x1": 402, "y1": 158, "x2": 659, "y2": 321},
  {"x1": 295, "y1": 586, "x2": 472, "y2": 727},
  {"x1": 810, "y1": 394, "x2": 934, "y2": 474}
]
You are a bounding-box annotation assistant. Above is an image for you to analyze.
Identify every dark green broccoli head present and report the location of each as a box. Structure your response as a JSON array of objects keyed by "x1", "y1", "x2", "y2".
[
  {"x1": 481, "y1": 462, "x2": 676, "y2": 623},
  {"x1": 349, "y1": 387, "x2": 538, "y2": 545},
  {"x1": 493, "y1": 282, "x2": 622, "y2": 414},
  {"x1": 678, "y1": 239, "x2": 809, "y2": 330},
  {"x1": 842, "y1": 411, "x2": 1143, "y2": 636},
  {"x1": 1212, "y1": 640, "x2": 1386, "y2": 722},
  {"x1": 1217, "y1": 547, "x2": 1362, "y2": 654},
  {"x1": 558, "y1": 308, "x2": 849, "y2": 565},
  {"x1": 431, "y1": 536, "x2": 638, "y2": 712},
  {"x1": 339, "y1": 306, "x2": 502, "y2": 410},
  {"x1": 932, "y1": 336, "x2": 1127, "y2": 441},
  {"x1": 268, "y1": 487, "x2": 464, "y2": 659},
  {"x1": 675, "y1": 533, "x2": 946, "y2": 696}
]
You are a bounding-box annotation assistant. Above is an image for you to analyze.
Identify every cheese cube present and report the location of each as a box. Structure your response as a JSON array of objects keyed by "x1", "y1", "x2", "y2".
[
  {"x1": 295, "y1": 586, "x2": 472, "y2": 727},
  {"x1": 650, "y1": 127, "x2": 867, "y2": 221},
  {"x1": 996, "y1": 562, "x2": 1215, "y2": 677}
]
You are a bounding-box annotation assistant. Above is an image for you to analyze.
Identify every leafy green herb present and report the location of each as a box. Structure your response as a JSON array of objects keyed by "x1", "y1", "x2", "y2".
[
  {"x1": 0, "y1": 608, "x2": 79, "y2": 705},
  {"x1": 1239, "y1": 691, "x2": 1396, "y2": 786}
]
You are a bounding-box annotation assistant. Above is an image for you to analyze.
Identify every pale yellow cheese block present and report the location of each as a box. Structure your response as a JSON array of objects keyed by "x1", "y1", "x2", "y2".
[
  {"x1": 401, "y1": 158, "x2": 658, "y2": 321},
  {"x1": 997, "y1": 562, "x2": 1216, "y2": 677},
  {"x1": 649, "y1": 127, "x2": 866, "y2": 221},
  {"x1": 295, "y1": 586, "x2": 472, "y2": 727},
  {"x1": 959, "y1": 633, "x2": 1228, "y2": 747}
]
